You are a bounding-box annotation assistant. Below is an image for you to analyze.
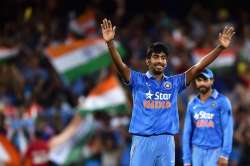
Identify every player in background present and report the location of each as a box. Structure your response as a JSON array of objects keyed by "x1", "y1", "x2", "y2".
[
  {"x1": 182, "y1": 68, "x2": 233, "y2": 166},
  {"x1": 101, "y1": 18, "x2": 235, "y2": 166}
]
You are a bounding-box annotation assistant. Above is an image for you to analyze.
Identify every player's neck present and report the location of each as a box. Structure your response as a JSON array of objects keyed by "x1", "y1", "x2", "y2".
[
  {"x1": 155, "y1": 74, "x2": 164, "y2": 81},
  {"x1": 199, "y1": 89, "x2": 212, "y2": 102}
]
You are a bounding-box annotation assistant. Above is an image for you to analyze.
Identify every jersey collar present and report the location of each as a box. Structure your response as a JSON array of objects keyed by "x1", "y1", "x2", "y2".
[
  {"x1": 211, "y1": 89, "x2": 219, "y2": 99},
  {"x1": 146, "y1": 71, "x2": 167, "y2": 79}
]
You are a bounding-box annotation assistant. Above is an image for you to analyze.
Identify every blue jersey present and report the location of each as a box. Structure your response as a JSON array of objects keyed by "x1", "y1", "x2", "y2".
[
  {"x1": 182, "y1": 89, "x2": 233, "y2": 164},
  {"x1": 128, "y1": 70, "x2": 187, "y2": 136}
]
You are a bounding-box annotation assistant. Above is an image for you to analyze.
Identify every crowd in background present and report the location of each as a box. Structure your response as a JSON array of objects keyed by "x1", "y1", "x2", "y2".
[{"x1": 0, "y1": 0, "x2": 250, "y2": 165}]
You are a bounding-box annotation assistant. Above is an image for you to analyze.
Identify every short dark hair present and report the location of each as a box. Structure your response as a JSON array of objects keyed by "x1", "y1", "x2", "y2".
[{"x1": 146, "y1": 42, "x2": 169, "y2": 58}]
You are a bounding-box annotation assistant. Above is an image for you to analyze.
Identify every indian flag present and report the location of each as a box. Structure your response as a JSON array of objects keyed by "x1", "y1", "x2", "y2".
[
  {"x1": 46, "y1": 38, "x2": 126, "y2": 82},
  {"x1": 0, "y1": 47, "x2": 18, "y2": 62},
  {"x1": 69, "y1": 9, "x2": 97, "y2": 37},
  {"x1": 192, "y1": 48, "x2": 236, "y2": 68},
  {"x1": 0, "y1": 135, "x2": 21, "y2": 166},
  {"x1": 49, "y1": 75, "x2": 127, "y2": 165},
  {"x1": 49, "y1": 114, "x2": 96, "y2": 165},
  {"x1": 78, "y1": 74, "x2": 127, "y2": 113}
]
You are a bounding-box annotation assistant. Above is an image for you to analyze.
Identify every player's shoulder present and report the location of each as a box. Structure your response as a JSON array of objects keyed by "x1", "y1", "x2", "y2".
[
  {"x1": 215, "y1": 90, "x2": 228, "y2": 100},
  {"x1": 168, "y1": 72, "x2": 185, "y2": 79},
  {"x1": 131, "y1": 69, "x2": 142, "y2": 75},
  {"x1": 167, "y1": 72, "x2": 186, "y2": 84},
  {"x1": 215, "y1": 91, "x2": 231, "y2": 105},
  {"x1": 215, "y1": 92, "x2": 232, "y2": 111},
  {"x1": 131, "y1": 69, "x2": 146, "y2": 79},
  {"x1": 187, "y1": 95, "x2": 197, "y2": 107}
]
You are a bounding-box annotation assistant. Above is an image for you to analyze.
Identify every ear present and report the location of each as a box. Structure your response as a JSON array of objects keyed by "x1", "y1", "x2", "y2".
[
  {"x1": 145, "y1": 58, "x2": 150, "y2": 66},
  {"x1": 164, "y1": 60, "x2": 168, "y2": 67},
  {"x1": 211, "y1": 79, "x2": 214, "y2": 85}
]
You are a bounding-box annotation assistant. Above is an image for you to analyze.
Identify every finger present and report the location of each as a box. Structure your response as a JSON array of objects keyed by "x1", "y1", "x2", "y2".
[
  {"x1": 226, "y1": 26, "x2": 234, "y2": 35},
  {"x1": 219, "y1": 32, "x2": 222, "y2": 38},
  {"x1": 102, "y1": 19, "x2": 106, "y2": 29},
  {"x1": 226, "y1": 27, "x2": 234, "y2": 38},
  {"x1": 108, "y1": 20, "x2": 112, "y2": 29},
  {"x1": 101, "y1": 23, "x2": 104, "y2": 30},
  {"x1": 229, "y1": 31, "x2": 236, "y2": 39},
  {"x1": 113, "y1": 26, "x2": 116, "y2": 32},
  {"x1": 105, "y1": 18, "x2": 109, "y2": 28},
  {"x1": 224, "y1": 25, "x2": 229, "y2": 34},
  {"x1": 103, "y1": 18, "x2": 108, "y2": 29},
  {"x1": 223, "y1": 25, "x2": 229, "y2": 34},
  {"x1": 229, "y1": 27, "x2": 235, "y2": 36},
  {"x1": 229, "y1": 26, "x2": 234, "y2": 32}
]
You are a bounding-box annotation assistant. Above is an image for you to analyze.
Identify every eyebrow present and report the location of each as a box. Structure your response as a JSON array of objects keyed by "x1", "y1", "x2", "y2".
[
  {"x1": 196, "y1": 77, "x2": 208, "y2": 81},
  {"x1": 152, "y1": 53, "x2": 167, "y2": 57}
]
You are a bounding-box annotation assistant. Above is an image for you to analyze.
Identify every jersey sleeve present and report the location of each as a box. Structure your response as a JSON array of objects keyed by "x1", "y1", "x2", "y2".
[
  {"x1": 173, "y1": 72, "x2": 187, "y2": 93},
  {"x1": 127, "y1": 70, "x2": 142, "y2": 89},
  {"x1": 220, "y1": 96, "x2": 233, "y2": 159}
]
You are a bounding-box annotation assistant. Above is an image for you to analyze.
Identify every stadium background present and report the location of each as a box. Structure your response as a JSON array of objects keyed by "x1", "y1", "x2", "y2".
[{"x1": 0, "y1": 0, "x2": 250, "y2": 165}]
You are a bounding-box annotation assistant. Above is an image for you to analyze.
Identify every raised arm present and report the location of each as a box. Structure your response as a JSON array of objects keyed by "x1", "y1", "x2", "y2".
[
  {"x1": 101, "y1": 18, "x2": 130, "y2": 82},
  {"x1": 48, "y1": 114, "x2": 83, "y2": 149},
  {"x1": 185, "y1": 26, "x2": 235, "y2": 85}
]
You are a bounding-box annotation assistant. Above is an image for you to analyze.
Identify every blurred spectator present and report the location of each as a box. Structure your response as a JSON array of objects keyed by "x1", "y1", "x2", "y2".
[{"x1": 23, "y1": 129, "x2": 49, "y2": 166}]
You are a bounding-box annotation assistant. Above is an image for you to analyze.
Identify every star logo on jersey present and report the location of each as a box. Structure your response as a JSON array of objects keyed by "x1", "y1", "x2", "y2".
[
  {"x1": 194, "y1": 113, "x2": 199, "y2": 120},
  {"x1": 145, "y1": 90, "x2": 154, "y2": 99},
  {"x1": 164, "y1": 82, "x2": 172, "y2": 89},
  {"x1": 193, "y1": 111, "x2": 215, "y2": 120}
]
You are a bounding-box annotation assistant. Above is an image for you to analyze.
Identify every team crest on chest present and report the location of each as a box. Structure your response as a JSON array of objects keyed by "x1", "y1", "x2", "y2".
[
  {"x1": 164, "y1": 82, "x2": 172, "y2": 89},
  {"x1": 211, "y1": 102, "x2": 217, "y2": 108}
]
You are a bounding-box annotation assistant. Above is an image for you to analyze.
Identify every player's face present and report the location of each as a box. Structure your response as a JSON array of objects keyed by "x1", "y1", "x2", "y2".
[
  {"x1": 195, "y1": 76, "x2": 213, "y2": 94},
  {"x1": 146, "y1": 52, "x2": 167, "y2": 75}
]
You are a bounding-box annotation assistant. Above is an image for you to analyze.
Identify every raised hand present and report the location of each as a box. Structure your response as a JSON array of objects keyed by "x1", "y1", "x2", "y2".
[
  {"x1": 218, "y1": 25, "x2": 235, "y2": 49},
  {"x1": 101, "y1": 18, "x2": 116, "y2": 42}
]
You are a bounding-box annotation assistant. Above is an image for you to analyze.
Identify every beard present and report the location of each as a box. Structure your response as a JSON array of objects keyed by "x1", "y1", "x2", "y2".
[
  {"x1": 152, "y1": 69, "x2": 163, "y2": 75},
  {"x1": 151, "y1": 64, "x2": 165, "y2": 75},
  {"x1": 198, "y1": 86, "x2": 210, "y2": 94}
]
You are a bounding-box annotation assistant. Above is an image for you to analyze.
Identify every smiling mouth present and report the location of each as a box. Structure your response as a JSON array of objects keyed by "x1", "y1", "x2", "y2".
[{"x1": 155, "y1": 65, "x2": 164, "y2": 69}]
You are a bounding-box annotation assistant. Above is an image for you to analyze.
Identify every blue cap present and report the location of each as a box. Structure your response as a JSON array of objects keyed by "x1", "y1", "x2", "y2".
[{"x1": 200, "y1": 68, "x2": 214, "y2": 79}]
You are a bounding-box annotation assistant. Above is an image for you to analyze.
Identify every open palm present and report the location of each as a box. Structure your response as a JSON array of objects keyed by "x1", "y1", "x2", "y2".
[
  {"x1": 101, "y1": 18, "x2": 116, "y2": 42},
  {"x1": 218, "y1": 25, "x2": 235, "y2": 48}
]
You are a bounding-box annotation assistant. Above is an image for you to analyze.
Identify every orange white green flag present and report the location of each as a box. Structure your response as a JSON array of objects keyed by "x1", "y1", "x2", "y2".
[
  {"x1": 0, "y1": 47, "x2": 18, "y2": 62},
  {"x1": 45, "y1": 38, "x2": 126, "y2": 82},
  {"x1": 78, "y1": 74, "x2": 127, "y2": 113},
  {"x1": 69, "y1": 9, "x2": 97, "y2": 37},
  {"x1": 192, "y1": 48, "x2": 236, "y2": 69}
]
